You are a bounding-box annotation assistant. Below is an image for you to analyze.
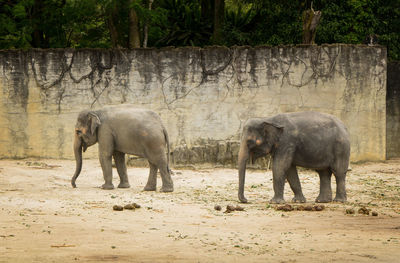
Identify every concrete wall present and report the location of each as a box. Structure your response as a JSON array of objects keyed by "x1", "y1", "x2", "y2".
[
  {"x1": 387, "y1": 61, "x2": 400, "y2": 158},
  {"x1": 0, "y1": 45, "x2": 387, "y2": 165}
]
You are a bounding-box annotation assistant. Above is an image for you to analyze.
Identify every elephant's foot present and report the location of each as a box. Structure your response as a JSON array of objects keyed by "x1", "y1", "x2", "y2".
[
  {"x1": 316, "y1": 195, "x2": 332, "y2": 203},
  {"x1": 143, "y1": 184, "x2": 156, "y2": 191},
  {"x1": 160, "y1": 185, "x2": 174, "y2": 192},
  {"x1": 101, "y1": 183, "x2": 115, "y2": 190},
  {"x1": 118, "y1": 182, "x2": 131, "y2": 188},
  {"x1": 238, "y1": 195, "x2": 248, "y2": 203},
  {"x1": 269, "y1": 196, "x2": 285, "y2": 204},
  {"x1": 333, "y1": 195, "x2": 347, "y2": 203},
  {"x1": 292, "y1": 195, "x2": 306, "y2": 203}
]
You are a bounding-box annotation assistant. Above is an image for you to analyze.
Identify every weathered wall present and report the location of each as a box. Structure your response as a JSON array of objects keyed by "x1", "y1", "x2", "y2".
[
  {"x1": 387, "y1": 61, "x2": 400, "y2": 158},
  {"x1": 0, "y1": 45, "x2": 387, "y2": 165}
]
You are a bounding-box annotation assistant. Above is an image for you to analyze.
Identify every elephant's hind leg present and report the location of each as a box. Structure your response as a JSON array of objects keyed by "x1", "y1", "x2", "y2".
[
  {"x1": 287, "y1": 165, "x2": 306, "y2": 203},
  {"x1": 316, "y1": 168, "x2": 333, "y2": 203},
  {"x1": 113, "y1": 151, "x2": 130, "y2": 188},
  {"x1": 154, "y1": 154, "x2": 173, "y2": 192},
  {"x1": 332, "y1": 166, "x2": 347, "y2": 202},
  {"x1": 143, "y1": 162, "x2": 158, "y2": 191}
]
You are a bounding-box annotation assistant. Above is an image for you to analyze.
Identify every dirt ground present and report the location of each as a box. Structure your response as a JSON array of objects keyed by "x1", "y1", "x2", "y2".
[{"x1": 1, "y1": 159, "x2": 400, "y2": 263}]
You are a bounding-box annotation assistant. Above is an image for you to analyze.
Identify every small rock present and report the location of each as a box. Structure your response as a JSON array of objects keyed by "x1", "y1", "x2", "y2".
[
  {"x1": 358, "y1": 207, "x2": 370, "y2": 215},
  {"x1": 276, "y1": 204, "x2": 293, "y2": 212},
  {"x1": 133, "y1": 203, "x2": 141, "y2": 208},
  {"x1": 113, "y1": 205, "x2": 123, "y2": 211},
  {"x1": 314, "y1": 205, "x2": 325, "y2": 211},
  {"x1": 235, "y1": 205, "x2": 245, "y2": 211},
  {"x1": 226, "y1": 205, "x2": 236, "y2": 212},
  {"x1": 124, "y1": 204, "x2": 135, "y2": 210},
  {"x1": 346, "y1": 208, "x2": 355, "y2": 214},
  {"x1": 214, "y1": 205, "x2": 222, "y2": 211},
  {"x1": 371, "y1": 211, "x2": 378, "y2": 216},
  {"x1": 296, "y1": 205, "x2": 305, "y2": 211},
  {"x1": 304, "y1": 205, "x2": 313, "y2": 211}
]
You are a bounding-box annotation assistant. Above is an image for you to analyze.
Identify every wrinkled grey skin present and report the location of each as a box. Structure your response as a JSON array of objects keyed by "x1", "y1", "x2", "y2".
[
  {"x1": 72, "y1": 105, "x2": 173, "y2": 192},
  {"x1": 238, "y1": 111, "x2": 350, "y2": 204}
]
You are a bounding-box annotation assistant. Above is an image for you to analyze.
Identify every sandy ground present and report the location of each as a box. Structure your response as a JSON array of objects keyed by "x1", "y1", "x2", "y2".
[{"x1": 0, "y1": 159, "x2": 400, "y2": 263}]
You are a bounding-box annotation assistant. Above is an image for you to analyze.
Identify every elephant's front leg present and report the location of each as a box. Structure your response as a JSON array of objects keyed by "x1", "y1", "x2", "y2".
[
  {"x1": 99, "y1": 153, "x2": 114, "y2": 190},
  {"x1": 113, "y1": 151, "x2": 130, "y2": 188},
  {"x1": 270, "y1": 151, "x2": 293, "y2": 204}
]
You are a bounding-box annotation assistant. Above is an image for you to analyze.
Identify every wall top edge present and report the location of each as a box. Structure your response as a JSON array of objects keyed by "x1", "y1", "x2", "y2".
[{"x1": 0, "y1": 44, "x2": 387, "y2": 54}]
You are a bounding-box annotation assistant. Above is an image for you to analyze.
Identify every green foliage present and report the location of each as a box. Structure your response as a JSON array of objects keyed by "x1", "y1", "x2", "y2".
[
  {"x1": 222, "y1": 4, "x2": 257, "y2": 45},
  {"x1": 0, "y1": 0, "x2": 399, "y2": 60},
  {"x1": 153, "y1": 0, "x2": 212, "y2": 47},
  {"x1": 63, "y1": 0, "x2": 110, "y2": 48},
  {"x1": 0, "y1": 0, "x2": 33, "y2": 49}
]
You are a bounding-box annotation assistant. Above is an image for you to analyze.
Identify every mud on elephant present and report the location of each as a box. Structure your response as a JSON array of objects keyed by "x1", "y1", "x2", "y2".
[
  {"x1": 238, "y1": 111, "x2": 350, "y2": 204},
  {"x1": 71, "y1": 105, "x2": 174, "y2": 192}
]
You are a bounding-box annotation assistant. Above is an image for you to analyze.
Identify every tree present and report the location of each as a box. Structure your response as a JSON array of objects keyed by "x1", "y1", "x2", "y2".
[
  {"x1": 302, "y1": 2, "x2": 321, "y2": 44},
  {"x1": 212, "y1": 0, "x2": 225, "y2": 44},
  {"x1": 129, "y1": 0, "x2": 141, "y2": 48}
]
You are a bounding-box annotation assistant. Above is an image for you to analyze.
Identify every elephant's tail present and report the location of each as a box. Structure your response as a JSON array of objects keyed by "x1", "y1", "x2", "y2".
[{"x1": 162, "y1": 126, "x2": 172, "y2": 174}]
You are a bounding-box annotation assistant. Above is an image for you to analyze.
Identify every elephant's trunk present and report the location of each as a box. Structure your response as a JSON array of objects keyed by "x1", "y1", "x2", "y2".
[
  {"x1": 71, "y1": 133, "x2": 83, "y2": 188},
  {"x1": 238, "y1": 141, "x2": 249, "y2": 203}
]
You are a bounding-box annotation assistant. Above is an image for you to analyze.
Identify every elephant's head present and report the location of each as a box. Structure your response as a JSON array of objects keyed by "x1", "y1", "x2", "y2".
[
  {"x1": 71, "y1": 110, "x2": 101, "y2": 188},
  {"x1": 238, "y1": 118, "x2": 283, "y2": 203}
]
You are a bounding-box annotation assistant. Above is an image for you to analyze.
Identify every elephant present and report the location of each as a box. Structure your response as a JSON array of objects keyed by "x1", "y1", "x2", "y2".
[
  {"x1": 238, "y1": 111, "x2": 350, "y2": 204},
  {"x1": 71, "y1": 105, "x2": 174, "y2": 192}
]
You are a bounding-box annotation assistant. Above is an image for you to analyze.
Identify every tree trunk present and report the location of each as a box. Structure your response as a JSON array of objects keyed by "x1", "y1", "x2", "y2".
[
  {"x1": 107, "y1": 2, "x2": 121, "y2": 48},
  {"x1": 31, "y1": 0, "x2": 44, "y2": 48},
  {"x1": 143, "y1": 0, "x2": 153, "y2": 48},
  {"x1": 201, "y1": 0, "x2": 213, "y2": 24},
  {"x1": 302, "y1": 7, "x2": 321, "y2": 44},
  {"x1": 212, "y1": 0, "x2": 225, "y2": 45},
  {"x1": 129, "y1": 0, "x2": 141, "y2": 49}
]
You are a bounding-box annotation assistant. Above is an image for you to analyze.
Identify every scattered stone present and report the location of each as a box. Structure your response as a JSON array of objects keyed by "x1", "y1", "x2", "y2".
[
  {"x1": 296, "y1": 205, "x2": 305, "y2": 211},
  {"x1": 314, "y1": 205, "x2": 325, "y2": 211},
  {"x1": 235, "y1": 205, "x2": 245, "y2": 211},
  {"x1": 371, "y1": 211, "x2": 378, "y2": 216},
  {"x1": 214, "y1": 205, "x2": 222, "y2": 211},
  {"x1": 124, "y1": 204, "x2": 135, "y2": 210},
  {"x1": 304, "y1": 205, "x2": 313, "y2": 211},
  {"x1": 358, "y1": 207, "x2": 370, "y2": 215},
  {"x1": 276, "y1": 204, "x2": 293, "y2": 212},
  {"x1": 113, "y1": 205, "x2": 123, "y2": 211},
  {"x1": 133, "y1": 203, "x2": 141, "y2": 209},
  {"x1": 226, "y1": 205, "x2": 236, "y2": 212},
  {"x1": 346, "y1": 208, "x2": 355, "y2": 214}
]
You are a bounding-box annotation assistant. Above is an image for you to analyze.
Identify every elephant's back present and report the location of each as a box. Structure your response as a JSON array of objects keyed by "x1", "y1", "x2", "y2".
[
  {"x1": 280, "y1": 111, "x2": 348, "y2": 136},
  {"x1": 274, "y1": 111, "x2": 350, "y2": 151},
  {"x1": 100, "y1": 107, "x2": 166, "y2": 154},
  {"x1": 101, "y1": 107, "x2": 163, "y2": 128}
]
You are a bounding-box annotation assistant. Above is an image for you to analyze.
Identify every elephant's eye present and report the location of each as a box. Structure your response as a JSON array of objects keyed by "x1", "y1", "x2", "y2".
[
  {"x1": 76, "y1": 130, "x2": 82, "y2": 135},
  {"x1": 247, "y1": 139, "x2": 256, "y2": 148}
]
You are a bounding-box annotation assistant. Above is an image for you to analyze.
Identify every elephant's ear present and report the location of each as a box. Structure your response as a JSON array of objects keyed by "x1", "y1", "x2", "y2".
[
  {"x1": 262, "y1": 122, "x2": 284, "y2": 145},
  {"x1": 88, "y1": 112, "x2": 101, "y2": 135}
]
